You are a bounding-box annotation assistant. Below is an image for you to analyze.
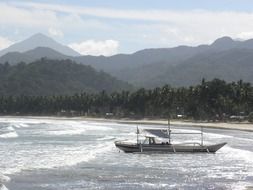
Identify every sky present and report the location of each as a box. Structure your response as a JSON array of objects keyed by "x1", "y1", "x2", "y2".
[{"x1": 1, "y1": 0, "x2": 253, "y2": 56}]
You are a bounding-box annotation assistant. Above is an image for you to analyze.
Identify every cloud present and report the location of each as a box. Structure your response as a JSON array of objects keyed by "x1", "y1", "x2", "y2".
[
  {"x1": 236, "y1": 32, "x2": 253, "y2": 40},
  {"x1": 14, "y1": 2, "x2": 253, "y2": 23},
  {"x1": 3, "y1": 1, "x2": 253, "y2": 52},
  {"x1": 0, "y1": 3, "x2": 57, "y2": 27},
  {"x1": 0, "y1": 36, "x2": 14, "y2": 50},
  {"x1": 69, "y1": 40, "x2": 119, "y2": 56},
  {"x1": 48, "y1": 28, "x2": 64, "y2": 37}
]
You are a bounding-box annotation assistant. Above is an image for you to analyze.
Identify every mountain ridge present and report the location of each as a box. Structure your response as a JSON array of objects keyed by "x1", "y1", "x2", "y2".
[
  {"x1": 0, "y1": 33, "x2": 80, "y2": 57},
  {"x1": 1, "y1": 34, "x2": 253, "y2": 88}
]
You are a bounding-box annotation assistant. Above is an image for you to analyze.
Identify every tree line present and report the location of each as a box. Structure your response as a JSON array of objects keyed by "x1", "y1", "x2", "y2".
[{"x1": 0, "y1": 78, "x2": 253, "y2": 121}]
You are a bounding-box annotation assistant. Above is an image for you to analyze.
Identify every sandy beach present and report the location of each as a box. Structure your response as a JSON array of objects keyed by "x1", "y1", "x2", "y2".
[
  {"x1": 121, "y1": 119, "x2": 253, "y2": 132},
  {"x1": 76, "y1": 117, "x2": 253, "y2": 132},
  {"x1": 1, "y1": 116, "x2": 253, "y2": 132}
]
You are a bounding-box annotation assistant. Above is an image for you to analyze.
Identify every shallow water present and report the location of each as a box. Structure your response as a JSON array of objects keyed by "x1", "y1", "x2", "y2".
[{"x1": 0, "y1": 117, "x2": 253, "y2": 190}]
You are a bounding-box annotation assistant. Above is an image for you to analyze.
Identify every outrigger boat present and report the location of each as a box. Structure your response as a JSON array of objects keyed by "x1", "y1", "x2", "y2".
[{"x1": 115, "y1": 120, "x2": 226, "y2": 153}]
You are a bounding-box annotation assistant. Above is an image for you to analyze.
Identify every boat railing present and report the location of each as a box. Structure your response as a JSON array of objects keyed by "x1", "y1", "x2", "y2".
[
  {"x1": 173, "y1": 142, "x2": 203, "y2": 146},
  {"x1": 115, "y1": 140, "x2": 136, "y2": 145}
]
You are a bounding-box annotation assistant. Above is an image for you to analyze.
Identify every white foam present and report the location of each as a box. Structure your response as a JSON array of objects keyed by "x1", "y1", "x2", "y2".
[
  {"x1": 230, "y1": 181, "x2": 253, "y2": 190},
  {"x1": 222, "y1": 146, "x2": 253, "y2": 164},
  {"x1": 139, "y1": 182, "x2": 169, "y2": 188},
  {"x1": 6, "y1": 126, "x2": 14, "y2": 131},
  {"x1": 47, "y1": 128, "x2": 87, "y2": 136},
  {"x1": 12, "y1": 123, "x2": 29, "y2": 128},
  {"x1": 86, "y1": 125, "x2": 113, "y2": 131},
  {"x1": 0, "y1": 124, "x2": 18, "y2": 139},
  {"x1": 123, "y1": 182, "x2": 169, "y2": 189},
  {"x1": 0, "y1": 131, "x2": 18, "y2": 138},
  {"x1": 0, "y1": 174, "x2": 10, "y2": 183},
  {"x1": 0, "y1": 184, "x2": 9, "y2": 190},
  {"x1": 0, "y1": 140, "x2": 114, "y2": 176},
  {"x1": 97, "y1": 136, "x2": 116, "y2": 141}
]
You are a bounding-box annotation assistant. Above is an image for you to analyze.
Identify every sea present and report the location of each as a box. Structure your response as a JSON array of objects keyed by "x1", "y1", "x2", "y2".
[{"x1": 0, "y1": 117, "x2": 253, "y2": 190}]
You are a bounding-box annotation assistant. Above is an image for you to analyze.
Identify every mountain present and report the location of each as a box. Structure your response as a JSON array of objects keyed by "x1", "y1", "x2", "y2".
[
  {"x1": 141, "y1": 48, "x2": 253, "y2": 87},
  {"x1": 1, "y1": 35, "x2": 253, "y2": 88},
  {"x1": 108, "y1": 37, "x2": 253, "y2": 87},
  {"x1": 0, "y1": 47, "x2": 70, "y2": 65},
  {"x1": 0, "y1": 33, "x2": 80, "y2": 57},
  {"x1": 0, "y1": 59, "x2": 132, "y2": 96}
]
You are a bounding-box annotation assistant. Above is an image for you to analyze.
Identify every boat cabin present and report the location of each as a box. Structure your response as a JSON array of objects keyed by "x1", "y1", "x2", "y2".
[
  {"x1": 142, "y1": 136, "x2": 171, "y2": 145},
  {"x1": 142, "y1": 136, "x2": 158, "y2": 144}
]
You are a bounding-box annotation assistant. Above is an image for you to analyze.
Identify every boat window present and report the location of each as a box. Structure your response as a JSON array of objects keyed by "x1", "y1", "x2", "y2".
[
  {"x1": 142, "y1": 137, "x2": 157, "y2": 144},
  {"x1": 142, "y1": 138, "x2": 149, "y2": 144},
  {"x1": 149, "y1": 137, "x2": 156, "y2": 144}
]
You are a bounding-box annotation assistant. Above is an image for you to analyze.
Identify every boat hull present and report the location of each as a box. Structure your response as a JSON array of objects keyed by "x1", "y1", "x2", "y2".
[{"x1": 115, "y1": 142, "x2": 226, "y2": 153}]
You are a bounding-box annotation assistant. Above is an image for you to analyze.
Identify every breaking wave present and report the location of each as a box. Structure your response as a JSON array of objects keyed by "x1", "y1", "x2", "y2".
[
  {"x1": 0, "y1": 131, "x2": 18, "y2": 139},
  {"x1": 0, "y1": 173, "x2": 10, "y2": 190},
  {"x1": 0, "y1": 174, "x2": 10, "y2": 183},
  {"x1": 0, "y1": 125, "x2": 18, "y2": 139},
  {"x1": 0, "y1": 184, "x2": 9, "y2": 190},
  {"x1": 11, "y1": 123, "x2": 29, "y2": 128}
]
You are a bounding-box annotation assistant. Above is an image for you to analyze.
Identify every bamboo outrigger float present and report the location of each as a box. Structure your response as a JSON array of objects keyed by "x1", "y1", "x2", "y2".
[{"x1": 115, "y1": 120, "x2": 226, "y2": 153}]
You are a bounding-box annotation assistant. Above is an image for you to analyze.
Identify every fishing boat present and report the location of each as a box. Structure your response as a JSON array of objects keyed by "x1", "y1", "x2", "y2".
[{"x1": 115, "y1": 120, "x2": 226, "y2": 153}]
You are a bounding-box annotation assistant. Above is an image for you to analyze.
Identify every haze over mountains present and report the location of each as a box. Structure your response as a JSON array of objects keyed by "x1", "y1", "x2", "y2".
[
  {"x1": 1, "y1": 33, "x2": 253, "y2": 91},
  {"x1": 0, "y1": 33, "x2": 80, "y2": 57}
]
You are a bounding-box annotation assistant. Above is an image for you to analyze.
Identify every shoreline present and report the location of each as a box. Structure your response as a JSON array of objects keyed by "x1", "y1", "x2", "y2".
[
  {"x1": 0, "y1": 115, "x2": 253, "y2": 132},
  {"x1": 116, "y1": 119, "x2": 253, "y2": 132}
]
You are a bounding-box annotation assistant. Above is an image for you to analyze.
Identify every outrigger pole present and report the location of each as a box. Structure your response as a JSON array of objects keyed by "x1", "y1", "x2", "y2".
[
  {"x1": 136, "y1": 125, "x2": 139, "y2": 144},
  {"x1": 167, "y1": 116, "x2": 204, "y2": 146},
  {"x1": 201, "y1": 126, "x2": 203, "y2": 146},
  {"x1": 168, "y1": 118, "x2": 171, "y2": 144},
  {"x1": 136, "y1": 125, "x2": 143, "y2": 152}
]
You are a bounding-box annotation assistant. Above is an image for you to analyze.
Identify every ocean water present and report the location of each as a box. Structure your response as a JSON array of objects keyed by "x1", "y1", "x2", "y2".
[{"x1": 0, "y1": 117, "x2": 253, "y2": 190}]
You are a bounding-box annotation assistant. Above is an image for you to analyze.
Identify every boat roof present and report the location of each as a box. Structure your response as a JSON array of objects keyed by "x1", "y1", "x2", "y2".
[{"x1": 143, "y1": 129, "x2": 169, "y2": 138}]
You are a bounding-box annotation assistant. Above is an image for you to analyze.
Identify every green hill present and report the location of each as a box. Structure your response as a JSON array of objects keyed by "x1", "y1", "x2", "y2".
[{"x1": 0, "y1": 59, "x2": 132, "y2": 96}]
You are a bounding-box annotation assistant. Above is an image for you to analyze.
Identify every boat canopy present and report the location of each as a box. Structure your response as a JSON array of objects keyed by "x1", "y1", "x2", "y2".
[{"x1": 143, "y1": 129, "x2": 169, "y2": 138}]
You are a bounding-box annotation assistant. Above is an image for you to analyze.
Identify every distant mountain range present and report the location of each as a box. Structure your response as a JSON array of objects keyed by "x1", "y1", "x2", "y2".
[
  {"x1": 1, "y1": 34, "x2": 253, "y2": 88},
  {"x1": 0, "y1": 33, "x2": 80, "y2": 57},
  {"x1": 0, "y1": 59, "x2": 132, "y2": 96}
]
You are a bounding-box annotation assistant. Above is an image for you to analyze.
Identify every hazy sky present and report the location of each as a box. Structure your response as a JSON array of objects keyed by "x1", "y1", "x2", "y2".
[{"x1": 1, "y1": 0, "x2": 253, "y2": 55}]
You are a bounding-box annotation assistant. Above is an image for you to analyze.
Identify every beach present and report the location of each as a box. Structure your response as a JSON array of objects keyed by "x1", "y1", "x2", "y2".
[
  {"x1": 1, "y1": 116, "x2": 252, "y2": 132},
  {"x1": 77, "y1": 117, "x2": 253, "y2": 132}
]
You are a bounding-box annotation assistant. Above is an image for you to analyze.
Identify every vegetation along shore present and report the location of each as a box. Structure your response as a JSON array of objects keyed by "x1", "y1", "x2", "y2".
[{"x1": 0, "y1": 78, "x2": 252, "y2": 124}]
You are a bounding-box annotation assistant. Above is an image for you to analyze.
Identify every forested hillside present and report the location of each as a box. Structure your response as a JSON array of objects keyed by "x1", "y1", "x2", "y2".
[{"x1": 0, "y1": 59, "x2": 132, "y2": 96}]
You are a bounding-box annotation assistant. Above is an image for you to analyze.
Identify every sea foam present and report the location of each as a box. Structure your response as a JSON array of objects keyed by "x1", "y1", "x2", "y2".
[
  {"x1": 0, "y1": 174, "x2": 10, "y2": 183},
  {"x1": 0, "y1": 184, "x2": 9, "y2": 190},
  {"x1": 0, "y1": 131, "x2": 18, "y2": 139}
]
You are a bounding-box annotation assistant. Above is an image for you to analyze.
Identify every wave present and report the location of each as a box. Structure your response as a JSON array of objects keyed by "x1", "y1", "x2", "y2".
[
  {"x1": 97, "y1": 136, "x2": 116, "y2": 141},
  {"x1": 230, "y1": 181, "x2": 253, "y2": 190},
  {"x1": 47, "y1": 128, "x2": 87, "y2": 136},
  {"x1": 0, "y1": 131, "x2": 18, "y2": 139},
  {"x1": 6, "y1": 126, "x2": 15, "y2": 131},
  {"x1": 32, "y1": 141, "x2": 114, "y2": 169},
  {"x1": 0, "y1": 173, "x2": 10, "y2": 190},
  {"x1": 0, "y1": 184, "x2": 9, "y2": 190},
  {"x1": 0, "y1": 125, "x2": 18, "y2": 139},
  {"x1": 11, "y1": 123, "x2": 29, "y2": 128},
  {"x1": 0, "y1": 141, "x2": 114, "y2": 176},
  {"x1": 0, "y1": 174, "x2": 10, "y2": 183},
  {"x1": 223, "y1": 146, "x2": 253, "y2": 164},
  {"x1": 85, "y1": 125, "x2": 114, "y2": 131}
]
